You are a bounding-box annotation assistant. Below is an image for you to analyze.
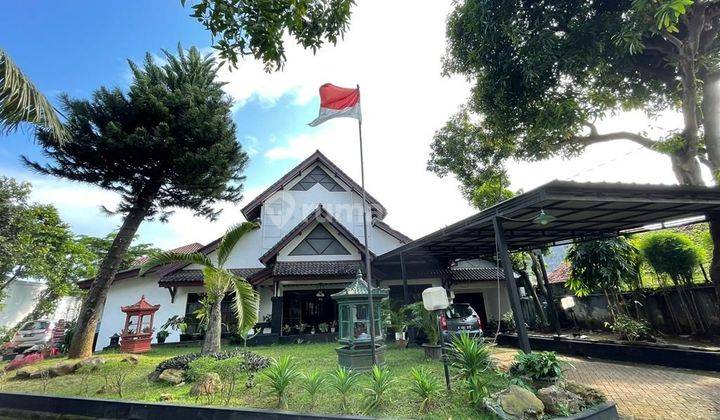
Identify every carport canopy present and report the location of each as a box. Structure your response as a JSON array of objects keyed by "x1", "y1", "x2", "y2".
[
  {"x1": 373, "y1": 180, "x2": 720, "y2": 353},
  {"x1": 375, "y1": 180, "x2": 720, "y2": 267}
]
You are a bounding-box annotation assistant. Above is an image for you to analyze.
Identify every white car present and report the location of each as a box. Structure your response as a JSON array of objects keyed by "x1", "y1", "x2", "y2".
[{"x1": 10, "y1": 320, "x2": 55, "y2": 351}]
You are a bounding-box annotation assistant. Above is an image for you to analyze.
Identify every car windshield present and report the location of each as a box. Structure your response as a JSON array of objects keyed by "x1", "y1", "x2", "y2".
[
  {"x1": 445, "y1": 305, "x2": 474, "y2": 319},
  {"x1": 21, "y1": 321, "x2": 49, "y2": 331}
]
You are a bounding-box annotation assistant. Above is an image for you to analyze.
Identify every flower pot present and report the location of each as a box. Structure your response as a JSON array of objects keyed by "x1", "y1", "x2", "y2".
[
  {"x1": 262, "y1": 327, "x2": 271, "y2": 334},
  {"x1": 394, "y1": 331, "x2": 406, "y2": 341},
  {"x1": 422, "y1": 343, "x2": 442, "y2": 360},
  {"x1": 396, "y1": 338, "x2": 408, "y2": 349},
  {"x1": 330, "y1": 327, "x2": 336, "y2": 333}
]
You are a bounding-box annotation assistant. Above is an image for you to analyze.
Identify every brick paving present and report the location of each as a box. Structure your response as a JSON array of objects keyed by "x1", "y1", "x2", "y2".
[{"x1": 492, "y1": 347, "x2": 720, "y2": 419}]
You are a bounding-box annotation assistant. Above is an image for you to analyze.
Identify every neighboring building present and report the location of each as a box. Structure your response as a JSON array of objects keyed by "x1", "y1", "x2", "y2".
[
  {"x1": 80, "y1": 151, "x2": 510, "y2": 350},
  {"x1": 547, "y1": 261, "x2": 570, "y2": 296},
  {"x1": 0, "y1": 279, "x2": 81, "y2": 328}
]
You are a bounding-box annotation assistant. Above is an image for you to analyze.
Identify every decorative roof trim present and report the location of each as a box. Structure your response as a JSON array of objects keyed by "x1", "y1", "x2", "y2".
[
  {"x1": 240, "y1": 150, "x2": 387, "y2": 221},
  {"x1": 259, "y1": 204, "x2": 374, "y2": 265}
]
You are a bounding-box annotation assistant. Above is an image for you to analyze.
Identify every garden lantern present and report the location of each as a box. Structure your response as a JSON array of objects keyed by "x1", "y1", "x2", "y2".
[
  {"x1": 331, "y1": 269, "x2": 388, "y2": 371},
  {"x1": 119, "y1": 295, "x2": 160, "y2": 354}
]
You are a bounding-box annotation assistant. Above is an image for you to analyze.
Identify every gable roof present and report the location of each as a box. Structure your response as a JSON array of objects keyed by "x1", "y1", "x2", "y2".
[
  {"x1": 259, "y1": 204, "x2": 374, "y2": 265},
  {"x1": 77, "y1": 242, "x2": 205, "y2": 290},
  {"x1": 241, "y1": 150, "x2": 388, "y2": 221},
  {"x1": 373, "y1": 220, "x2": 412, "y2": 244}
]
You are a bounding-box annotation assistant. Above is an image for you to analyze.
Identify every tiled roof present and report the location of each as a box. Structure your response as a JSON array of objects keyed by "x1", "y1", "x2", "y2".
[
  {"x1": 548, "y1": 262, "x2": 570, "y2": 284},
  {"x1": 131, "y1": 243, "x2": 203, "y2": 268},
  {"x1": 158, "y1": 268, "x2": 265, "y2": 286},
  {"x1": 272, "y1": 261, "x2": 363, "y2": 277}
]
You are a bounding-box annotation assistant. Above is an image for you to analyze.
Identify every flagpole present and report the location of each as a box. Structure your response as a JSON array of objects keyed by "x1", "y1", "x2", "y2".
[{"x1": 356, "y1": 84, "x2": 378, "y2": 366}]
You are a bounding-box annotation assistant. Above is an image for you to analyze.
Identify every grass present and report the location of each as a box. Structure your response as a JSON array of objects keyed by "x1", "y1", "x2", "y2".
[{"x1": 0, "y1": 343, "x2": 505, "y2": 419}]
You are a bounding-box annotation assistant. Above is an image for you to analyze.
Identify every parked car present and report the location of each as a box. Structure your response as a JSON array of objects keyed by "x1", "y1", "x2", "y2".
[
  {"x1": 440, "y1": 303, "x2": 483, "y2": 342},
  {"x1": 10, "y1": 320, "x2": 55, "y2": 351}
]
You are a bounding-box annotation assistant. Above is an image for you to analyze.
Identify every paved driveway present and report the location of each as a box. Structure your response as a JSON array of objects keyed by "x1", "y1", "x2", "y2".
[{"x1": 493, "y1": 347, "x2": 720, "y2": 419}]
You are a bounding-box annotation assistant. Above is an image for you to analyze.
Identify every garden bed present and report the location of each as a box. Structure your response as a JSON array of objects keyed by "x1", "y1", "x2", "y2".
[{"x1": 497, "y1": 333, "x2": 720, "y2": 372}]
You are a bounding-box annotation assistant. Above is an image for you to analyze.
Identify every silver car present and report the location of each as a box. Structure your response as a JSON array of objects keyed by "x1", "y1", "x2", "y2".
[
  {"x1": 11, "y1": 320, "x2": 55, "y2": 350},
  {"x1": 440, "y1": 303, "x2": 483, "y2": 342}
]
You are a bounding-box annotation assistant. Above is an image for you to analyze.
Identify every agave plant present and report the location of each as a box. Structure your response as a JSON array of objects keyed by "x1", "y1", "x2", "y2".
[
  {"x1": 0, "y1": 48, "x2": 68, "y2": 142},
  {"x1": 141, "y1": 222, "x2": 260, "y2": 354},
  {"x1": 263, "y1": 356, "x2": 301, "y2": 408},
  {"x1": 329, "y1": 366, "x2": 360, "y2": 413},
  {"x1": 447, "y1": 332, "x2": 492, "y2": 379},
  {"x1": 362, "y1": 365, "x2": 395, "y2": 413}
]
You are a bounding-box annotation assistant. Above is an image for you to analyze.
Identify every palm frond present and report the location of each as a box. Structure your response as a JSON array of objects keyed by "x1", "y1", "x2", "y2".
[
  {"x1": 0, "y1": 49, "x2": 69, "y2": 143},
  {"x1": 217, "y1": 221, "x2": 259, "y2": 267},
  {"x1": 139, "y1": 251, "x2": 213, "y2": 275},
  {"x1": 229, "y1": 273, "x2": 259, "y2": 335}
]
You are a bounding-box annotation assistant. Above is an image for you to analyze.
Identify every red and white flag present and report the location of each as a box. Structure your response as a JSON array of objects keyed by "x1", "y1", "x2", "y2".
[{"x1": 308, "y1": 83, "x2": 361, "y2": 127}]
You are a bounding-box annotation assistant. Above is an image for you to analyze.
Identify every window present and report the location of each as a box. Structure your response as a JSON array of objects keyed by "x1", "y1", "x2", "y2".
[
  {"x1": 289, "y1": 224, "x2": 350, "y2": 256},
  {"x1": 290, "y1": 166, "x2": 345, "y2": 192}
]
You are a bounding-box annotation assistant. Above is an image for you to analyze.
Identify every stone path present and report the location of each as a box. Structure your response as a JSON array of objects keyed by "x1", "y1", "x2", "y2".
[{"x1": 492, "y1": 347, "x2": 720, "y2": 419}]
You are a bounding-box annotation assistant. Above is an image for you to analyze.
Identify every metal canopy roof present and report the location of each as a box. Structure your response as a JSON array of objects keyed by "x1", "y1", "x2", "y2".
[{"x1": 375, "y1": 180, "x2": 720, "y2": 267}]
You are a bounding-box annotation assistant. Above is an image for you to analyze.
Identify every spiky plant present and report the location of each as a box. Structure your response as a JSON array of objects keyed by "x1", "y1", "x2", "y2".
[
  {"x1": 300, "y1": 370, "x2": 326, "y2": 409},
  {"x1": 141, "y1": 222, "x2": 259, "y2": 354},
  {"x1": 329, "y1": 366, "x2": 360, "y2": 413},
  {"x1": 262, "y1": 356, "x2": 301, "y2": 409},
  {"x1": 0, "y1": 48, "x2": 68, "y2": 142},
  {"x1": 448, "y1": 332, "x2": 492, "y2": 379},
  {"x1": 409, "y1": 367, "x2": 442, "y2": 413},
  {"x1": 362, "y1": 365, "x2": 395, "y2": 413}
]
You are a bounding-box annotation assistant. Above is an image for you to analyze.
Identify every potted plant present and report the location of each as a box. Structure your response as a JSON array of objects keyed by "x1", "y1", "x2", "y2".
[
  {"x1": 282, "y1": 324, "x2": 292, "y2": 335},
  {"x1": 310, "y1": 326, "x2": 316, "y2": 335},
  {"x1": 262, "y1": 314, "x2": 272, "y2": 334},
  {"x1": 330, "y1": 320, "x2": 337, "y2": 334},
  {"x1": 156, "y1": 329, "x2": 170, "y2": 344},
  {"x1": 408, "y1": 302, "x2": 442, "y2": 359},
  {"x1": 509, "y1": 351, "x2": 566, "y2": 388},
  {"x1": 387, "y1": 305, "x2": 410, "y2": 349},
  {"x1": 318, "y1": 322, "x2": 329, "y2": 333},
  {"x1": 295, "y1": 322, "x2": 308, "y2": 335}
]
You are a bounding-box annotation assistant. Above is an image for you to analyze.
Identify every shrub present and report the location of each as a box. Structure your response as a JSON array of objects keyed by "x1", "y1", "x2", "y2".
[
  {"x1": 501, "y1": 311, "x2": 515, "y2": 331},
  {"x1": 447, "y1": 332, "x2": 492, "y2": 379},
  {"x1": 362, "y1": 365, "x2": 395, "y2": 413},
  {"x1": 605, "y1": 314, "x2": 652, "y2": 342},
  {"x1": 300, "y1": 370, "x2": 326, "y2": 409},
  {"x1": 151, "y1": 350, "x2": 269, "y2": 381},
  {"x1": 409, "y1": 367, "x2": 442, "y2": 413},
  {"x1": 509, "y1": 351, "x2": 564, "y2": 381},
  {"x1": 329, "y1": 366, "x2": 360, "y2": 413},
  {"x1": 407, "y1": 302, "x2": 440, "y2": 345},
  {"x1": 262, "y1": 356, "x2": 301, "y2": 408},
  {"x1": 466, "y1": 374, "x2": 492, "y2": 407}
]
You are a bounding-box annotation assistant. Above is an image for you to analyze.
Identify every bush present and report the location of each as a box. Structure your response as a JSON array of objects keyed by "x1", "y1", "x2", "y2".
[
  {"x1": 509, "y1": 351, "x2": 564, "y2": 381},
  {"x1": 448, "y1": 332, "x2": 492, "y2": 379},
  {"x1": 301, "y1": 370, "x2": 326, "y2": 409},
  {"x1": 262, "y1": 356, "x2": 301, "y2": 408},
  {"x1": 409, "y1": 367, "x2": 442, "y2": 413},
  {"x1": 407, "y1": 302, "x2": 440, "y2": 345},
  {"x1": 605, "y1": 315, "x2": 652, "y2": 342},
  {"x1": 151, "y1": 350, "x2": 269, "y2": 381}
]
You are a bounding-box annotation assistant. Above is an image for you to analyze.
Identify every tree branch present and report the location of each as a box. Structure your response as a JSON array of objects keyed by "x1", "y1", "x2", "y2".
[{"x1": 573, "y1": 129, "x2": 658, "y2": 149}]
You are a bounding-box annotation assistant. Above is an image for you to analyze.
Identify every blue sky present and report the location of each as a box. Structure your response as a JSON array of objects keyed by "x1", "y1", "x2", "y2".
[{"x1": 1, "y1": 1, "x2": 688, "y2": 250}]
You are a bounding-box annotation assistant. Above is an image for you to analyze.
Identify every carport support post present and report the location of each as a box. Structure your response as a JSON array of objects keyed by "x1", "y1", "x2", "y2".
[
  {"x1": 400, "y1": 253, "x2": 409, "y2": 305},
  {"x1": 492, "y1": 217, "x2": 531, "y2": 353}
]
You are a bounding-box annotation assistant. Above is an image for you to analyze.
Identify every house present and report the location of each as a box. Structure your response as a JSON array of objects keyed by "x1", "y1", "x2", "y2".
[{"x1": 80, "y1": 151, "x2": 510, "y2": 350}]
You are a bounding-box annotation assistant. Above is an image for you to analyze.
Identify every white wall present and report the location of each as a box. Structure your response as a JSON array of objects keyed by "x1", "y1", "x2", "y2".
[
  {"x1": 94, "y1": 276, "x2": 201, "y2": 351},
  {"x1": 0, "y1": 280, "x2": 82, "y2": 328},
  {"x1": 451, "y1": 281, "x2": 511, "y2": 322}
]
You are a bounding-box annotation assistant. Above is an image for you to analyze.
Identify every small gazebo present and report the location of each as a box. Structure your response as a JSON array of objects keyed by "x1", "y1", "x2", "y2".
[
  {"x1": 120, "y1": 295, "x2": 160, "y2": 353},
  {"x1": 331, "y1": 270, "x2": 388, "y2": 371}
]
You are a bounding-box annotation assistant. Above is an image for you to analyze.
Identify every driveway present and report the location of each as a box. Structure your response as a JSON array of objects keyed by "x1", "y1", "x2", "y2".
[{"x1": 492, "y1": 347, "x2": 720, "y2": 419}]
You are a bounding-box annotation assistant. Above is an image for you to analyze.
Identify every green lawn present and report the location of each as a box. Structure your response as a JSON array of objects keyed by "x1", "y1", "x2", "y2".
[{"x1": 0, "y1": 343, "x2": 505, "y2": 419}]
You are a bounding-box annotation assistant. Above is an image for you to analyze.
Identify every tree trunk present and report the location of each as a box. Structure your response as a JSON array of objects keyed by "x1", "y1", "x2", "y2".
[
  {"x1": 67, "y1": 194, "x2": 156, "y2": 359},
  {"x1": 201, "y1": 297, "x2": 223, "y2": 355},
  {"x1": 521, "y1": 271, "x2": 547, "y2": 327}
]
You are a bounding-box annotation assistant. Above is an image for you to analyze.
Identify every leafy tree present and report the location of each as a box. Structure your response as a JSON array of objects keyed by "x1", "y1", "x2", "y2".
[
  {"x1": 141, "y1": 222, "x2": 260, "y2": 354},
  {"x1": 77, "y1": 233, "x2": 161, "y2": 274},
  {"x1": 1, "y1": 48, "x2": 68, "y2": 142},
  {"x1": 25, "y1": 46, "x2": 249, "y2": 359},
  {"x1": 566, "y1": 237, "x2": 642, "y2": 320},
  {"x1": 430, "y1": 0, "x2": 720, "y2": 295},
  {"x1": 637, "y1": 230, "x2": 706, "y2": 333},
  {"x1": 182, "y1": 0, "x2": 354, "y2": 70}
]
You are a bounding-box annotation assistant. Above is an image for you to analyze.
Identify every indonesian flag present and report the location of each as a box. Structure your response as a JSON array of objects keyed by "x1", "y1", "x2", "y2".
[{"x1": 308, "y1": 83, "x2": 361, "y2": 127}]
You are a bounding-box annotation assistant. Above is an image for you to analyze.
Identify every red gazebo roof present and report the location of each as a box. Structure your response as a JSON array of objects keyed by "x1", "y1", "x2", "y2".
[{"x1": 121, "y1": 295, "x2": 160, "y2": 314}]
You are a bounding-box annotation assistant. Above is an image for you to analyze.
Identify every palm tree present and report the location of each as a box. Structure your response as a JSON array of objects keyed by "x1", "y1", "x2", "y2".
[
  {"x1": 141, "y1": 222, "x2": 260, "y2": 354},
  {"x1": 0, "y1": 48, "x2": 68, "y2": 143}
]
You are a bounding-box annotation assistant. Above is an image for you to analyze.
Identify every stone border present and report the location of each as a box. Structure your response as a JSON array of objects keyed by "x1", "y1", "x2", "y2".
[
  {"x1": 564, "y1": 402, "x2": 618, "y2": 420},
  {"x1": 0, "y1": 391, "x2": 372, "y2": 420},
  {"x1": 497, "y1": 334, "x2": 720, "y2": 372}
]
